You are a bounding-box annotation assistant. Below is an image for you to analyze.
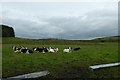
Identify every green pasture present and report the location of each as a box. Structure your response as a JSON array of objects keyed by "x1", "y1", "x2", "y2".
[{"x1": 2, "y1": 38, "x2": 120, "y2": 79}]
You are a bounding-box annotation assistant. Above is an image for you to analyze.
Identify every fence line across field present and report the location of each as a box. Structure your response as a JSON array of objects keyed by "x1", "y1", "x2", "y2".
[
  {"x1": 4, "y1": 71, "x2": 50, "y2": 80},
  {"x1": 89, "y1": 62, "x2": 120, "y2": 70}
]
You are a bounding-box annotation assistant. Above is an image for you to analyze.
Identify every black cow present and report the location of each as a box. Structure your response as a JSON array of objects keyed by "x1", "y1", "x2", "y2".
[{"x1": 73, "y1": 47, "x2": 80, "y2": 51}]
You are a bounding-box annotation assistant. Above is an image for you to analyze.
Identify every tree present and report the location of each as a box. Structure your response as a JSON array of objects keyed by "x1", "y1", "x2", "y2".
[{"x1": 0, "y1": 25, "x2": 15, "y2": 37}]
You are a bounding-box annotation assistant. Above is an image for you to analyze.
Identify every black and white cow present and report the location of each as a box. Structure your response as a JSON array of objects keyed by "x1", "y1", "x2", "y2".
[
  {"x1": 20, "y1": 49, "x2": 33, "y2": 54},
  {"x1": 33, "y1": 47, "x2": 58, "y2": 53},
  {"x1": 12, "y1": 46, "x2": 33, "y2": 54},
  {"x1": 33, "y1": 47, "x2": 49, "y2": 53},
  {"x1": 33, "y1": 47, "x2": 43, "y2": 52},
  {"x1": 73, "y1": 47, "x2": 81, "y2": 51},
  {"x1": 52, "y1": 47, "x2": 59, "y2": 52},
  {"x1": 12, "y1": 46, "x2": 21, "y2": 52},
  {"x1": 43, "y1": 47, "x2": 49, "y2": 53}
]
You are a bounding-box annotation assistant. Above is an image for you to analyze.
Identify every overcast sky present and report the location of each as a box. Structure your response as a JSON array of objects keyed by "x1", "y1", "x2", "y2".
[{"x1": 0, "y1": 1, "x2": 118, "y2": 40}]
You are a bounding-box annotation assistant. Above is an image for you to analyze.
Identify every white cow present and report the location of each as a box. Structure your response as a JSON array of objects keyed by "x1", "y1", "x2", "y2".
[
  {"x1": 48, "y1": 47, "x2": 55, "y2": 53},
  {"x1": 63, "y1": 47, "x2": 72, "y2": 53}
]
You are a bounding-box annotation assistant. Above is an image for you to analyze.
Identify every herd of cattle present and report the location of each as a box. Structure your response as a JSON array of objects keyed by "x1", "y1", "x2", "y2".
[{"x1": 12, "y1": 46, "x2": 81, "y2": 54}]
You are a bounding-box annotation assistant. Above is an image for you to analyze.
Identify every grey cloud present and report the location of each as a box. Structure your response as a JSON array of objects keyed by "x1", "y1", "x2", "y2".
[{"x1": 2, "y1": 7, "x2": 118, "y2": 40}]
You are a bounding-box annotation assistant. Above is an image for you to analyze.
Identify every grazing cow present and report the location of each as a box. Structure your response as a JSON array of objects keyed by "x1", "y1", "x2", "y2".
[
  {"x1": 63, "y1": 47, "x2": 72, "y2": 53},
  {"x1": 73, "y1": 47, "x2": 80, "y2": 51}
]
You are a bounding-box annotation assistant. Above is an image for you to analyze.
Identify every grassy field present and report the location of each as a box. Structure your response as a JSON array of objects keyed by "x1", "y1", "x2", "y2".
[{"x1": 2, "y1": 37, "x2": 120, "y2": 79}]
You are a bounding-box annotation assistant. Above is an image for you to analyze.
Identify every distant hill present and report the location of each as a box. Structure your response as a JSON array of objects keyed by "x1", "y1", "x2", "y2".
[
  {"x1": 0, "y1": 25, "x2": 15, "y2": 37},
  {"x1": 93, "y1": 36, "x2": 120, "y2": 42},
  {"x1": 0, "y1": 24, "x2": 119, "y2": 42}
]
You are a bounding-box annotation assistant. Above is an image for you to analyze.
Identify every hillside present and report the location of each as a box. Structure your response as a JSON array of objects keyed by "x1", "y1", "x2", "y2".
[
  {"x1": 2, "y1": 36, "x2": 119, "y2": 45},
  {"x1": 2, "y1": 37, "x2": 91, "y2": 45},
  {"x1": 93, "y1": 36, "x2": 120, "y2": 42}
]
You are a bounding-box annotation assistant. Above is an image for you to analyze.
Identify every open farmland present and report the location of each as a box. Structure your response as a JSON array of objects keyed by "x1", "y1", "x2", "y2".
[{"x1": 2, "y1": 37, "x2": 119, "y2": 79}]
